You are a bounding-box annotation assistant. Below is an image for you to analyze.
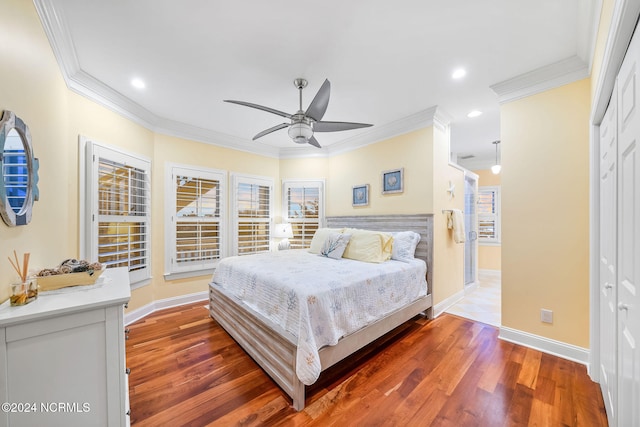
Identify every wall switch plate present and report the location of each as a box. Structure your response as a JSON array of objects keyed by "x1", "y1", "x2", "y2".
[{"x1": 541, "y1": 309, "x2": 553, "y2": 324}]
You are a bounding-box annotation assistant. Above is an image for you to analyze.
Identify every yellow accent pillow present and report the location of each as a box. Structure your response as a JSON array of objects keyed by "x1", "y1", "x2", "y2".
[
  {"x1": 342, "y1": 228, "x2": 393, "y2": 263},
  {"x1": 309, "y1": 228, "x2": 345, "y2": 254}
]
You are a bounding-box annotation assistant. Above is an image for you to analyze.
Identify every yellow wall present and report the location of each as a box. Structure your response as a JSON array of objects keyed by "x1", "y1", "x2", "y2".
[
  {"x1": 1, "y1": 1, "x2": 464, "y2": 315},
  {"x1": 0, "y1": 0, "x2": 73, "y2": 299},
  {"x1": 279, "y1": 157, "x2": 330, "y2": 183},
  {"x1": 501, "y1": 78, "x2": 591, "y2": 347},
  {"x1": 478, "y1": 246, "x2": 501, "y2": 271},
  {"x1": 475, "y1": 169, "x2": 502, "y2": 187},
  {"x1": 313, "y1": 127, "x2": 465, "y2": 306},
  {"x1": 432, "y1": 128, "x2": 465, "y2": 306},
  {"x1": 474, "y1": 169, "x2": 502, "y2": 271},
  {"x1": 0, "y1": 0, "x2": 282, "y2": 309},
  {"x1": 326, "y1": 128, "x2": 434, "y2": 216},
  {"x1": 146, "y1": 134, "x2": 280, "y2": 309}
]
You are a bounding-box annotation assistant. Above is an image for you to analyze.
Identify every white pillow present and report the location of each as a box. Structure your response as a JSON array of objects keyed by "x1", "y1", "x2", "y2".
[
  {"x1": 391, "y1": 231, "x2": 421, "y2": 262},
  {"x1": 309, "y1": 228, "x2": 344, "y2": 254},
  {"x1": 320, "y1": 232, "x2": 352, "y2": 259}
]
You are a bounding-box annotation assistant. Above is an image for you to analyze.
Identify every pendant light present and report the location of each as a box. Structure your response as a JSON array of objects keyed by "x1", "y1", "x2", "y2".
[{"x1": 491, "y1": 140, "x2": 502, "y2": 174}]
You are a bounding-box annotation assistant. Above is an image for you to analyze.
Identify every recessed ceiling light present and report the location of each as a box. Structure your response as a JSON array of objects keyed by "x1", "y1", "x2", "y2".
[
  {"x1": 131, "y1": 78, "x2": 146, "y2": 89},
  {"x1": 452, "y1": 68, "x2": 466, "y2": 79},
  {"x1": 467, "y1": 110, "x2": 482, "y2": 118}
]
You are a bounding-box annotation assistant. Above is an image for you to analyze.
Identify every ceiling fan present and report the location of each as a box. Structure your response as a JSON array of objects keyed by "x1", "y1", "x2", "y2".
[{"x1": 224, "y1": 78, "x2": 373, "y2": 148}]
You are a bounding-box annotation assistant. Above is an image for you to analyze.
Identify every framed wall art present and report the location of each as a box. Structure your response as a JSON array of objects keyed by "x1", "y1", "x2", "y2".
[
  {"x1": 381, "y1": 168, "x2": 403, "y2": 194},
  {"x1": 352, "y1": 184, "x2": 369, "y2": 207}
]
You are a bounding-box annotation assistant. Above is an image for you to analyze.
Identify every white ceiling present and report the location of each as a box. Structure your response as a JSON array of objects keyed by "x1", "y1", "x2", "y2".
[{"x1": 35, "y1": 0, "x2": 596, "y2": 167}]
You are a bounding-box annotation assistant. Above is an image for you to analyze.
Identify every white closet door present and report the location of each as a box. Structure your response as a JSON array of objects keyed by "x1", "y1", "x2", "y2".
[
  {"x1": 599, "y1": 87, "x2": 617, "y2": 425},
  {"x1": 616, "y1": 25, "x2": 640, "y2": 427}
]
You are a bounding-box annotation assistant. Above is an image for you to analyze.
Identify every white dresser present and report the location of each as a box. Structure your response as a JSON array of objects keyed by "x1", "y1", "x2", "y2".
[{"x1": 0, "y1": 267, "x2": 131, "y2": 427}]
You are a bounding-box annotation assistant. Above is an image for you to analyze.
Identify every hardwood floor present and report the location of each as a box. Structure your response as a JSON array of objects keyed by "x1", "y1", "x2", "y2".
[{"x1": 126, "y1": 301, "x2": 608, "y2": 426}]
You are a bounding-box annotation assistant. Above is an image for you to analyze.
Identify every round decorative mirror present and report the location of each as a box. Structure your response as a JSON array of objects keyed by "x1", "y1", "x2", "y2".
[{"x1": 0, "y1": 111, "x2": 39, "y2": 226}]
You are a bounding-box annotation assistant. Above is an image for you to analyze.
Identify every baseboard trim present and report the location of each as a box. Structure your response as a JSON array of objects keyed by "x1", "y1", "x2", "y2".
[
  {"x1": 478, "y1": 269, "x2": 501, "y2": 276},
  {"x1": 464, "y1": 281, "x2": 479, "y2": 294},
  {"x1": 499, "y1": 326, "x2": 590, "y2": 365},
  {"x1": 125, "y1": 291, "x2": 209, "y2": 326},
  {"x1": 433, "y1": 289, "x2": 465, "y2": 318}
]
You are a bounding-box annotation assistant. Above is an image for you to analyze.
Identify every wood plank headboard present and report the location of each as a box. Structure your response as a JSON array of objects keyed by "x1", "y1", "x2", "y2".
[{"x1": 325, "y1": 214, "x2": 434, "y2": 293}]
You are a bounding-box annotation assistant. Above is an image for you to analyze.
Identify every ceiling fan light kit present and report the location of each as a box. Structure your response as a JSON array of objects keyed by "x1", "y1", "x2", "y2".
[
  {"x1": 288, "y1": 121, "x2": 313, "y2": 144},
  {"x1": 224, "y1": 78, "x2": 372, "y2": 148}
]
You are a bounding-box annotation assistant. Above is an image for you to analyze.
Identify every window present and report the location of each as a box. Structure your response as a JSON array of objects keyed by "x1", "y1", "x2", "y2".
[
  {"x1": 166, "y1": 164, "x2": 226, "y2": 277},
  {"x1": 282, "y1": 180, "x2": 324, "y2": 248},
  {"x1": 477, "y1": 186, "x2": 501, "y2": 244},
  {"x1": 82, "y1": 140, "x2": 151, "y2": 287},
  {"x1": 231, "y1": 174, "x2": 273, "y2": 255}
]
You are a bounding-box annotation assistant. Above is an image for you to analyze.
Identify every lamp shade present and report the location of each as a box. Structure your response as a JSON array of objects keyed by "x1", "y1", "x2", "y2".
[
  {"x1": 491, "y1": 140, "x2": 501, "y2": 175},
  {"x1": 273, "y1": 223, "x2": 293, "y2": 239},
  {"x1": 288, "y1": 122, "x2": 313, "y2": 144}
]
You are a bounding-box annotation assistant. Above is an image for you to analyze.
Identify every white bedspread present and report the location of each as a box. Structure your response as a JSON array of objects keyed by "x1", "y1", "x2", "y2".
[{"x1": 211, "y1": 249, "x2": 427, "y2": 385}]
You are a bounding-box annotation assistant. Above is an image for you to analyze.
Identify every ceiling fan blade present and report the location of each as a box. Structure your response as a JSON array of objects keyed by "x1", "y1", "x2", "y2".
[
  {"x1": 307, "y1": 136, "x2": 322, "y2": 148},
  {"x1": 224, "y1": 100, "x2": 292, "y2": 119},
  {"x1": 253, "y1": 123, "x2": 289, "y2": 140},
  {"x1": 305, "y1": 79, "x2": 331, "y2": 121},
  {"x1": 313, "y1": 121, "x2": 373, "y2": 132}
]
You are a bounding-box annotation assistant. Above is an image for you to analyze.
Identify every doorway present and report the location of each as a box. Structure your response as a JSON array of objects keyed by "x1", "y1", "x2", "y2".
[{"x1": 464, "y1": 172, "x2": 478, "y2": 287}]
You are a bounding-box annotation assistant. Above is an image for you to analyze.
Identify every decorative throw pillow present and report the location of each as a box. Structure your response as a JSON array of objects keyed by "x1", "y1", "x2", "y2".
[
  {"x1": 309, "y1": 228, "x2": 345, "y2": 254},
  {"x1": 391, "y1": 231, "x2": 421, "y2": 262},
  {"x1": 320, "y1": 232, "x2": 352, "y2": 259},
  {"x1": 341, "y1": 228, "x2": 393, "y2": 263}
]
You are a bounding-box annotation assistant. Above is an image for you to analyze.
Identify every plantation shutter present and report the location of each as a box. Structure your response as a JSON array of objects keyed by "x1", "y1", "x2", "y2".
[
  {"x1": 477, "y1": 187, "x2": 500, "y2": 243},
  {"x1": 233, "y1": 175, "x2": 273, "y2": 255},
  {"x1": 170, "y1": 166, "x2": 225, "y2": 273},
  {"x1": 92, "y1": 145, "x2": 151, "y2": 285},
  {"x1": 283, "y1": 181, "x2": 323, "y2": 248}
]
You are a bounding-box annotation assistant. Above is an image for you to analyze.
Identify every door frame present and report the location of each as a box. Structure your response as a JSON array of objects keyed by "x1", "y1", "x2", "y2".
[
  {"x1": 464, "y1": 171, "x2": 479, "y2": 289},
  {"x1": 589, "y1": 0, "x2": 640, "y2": 381}
]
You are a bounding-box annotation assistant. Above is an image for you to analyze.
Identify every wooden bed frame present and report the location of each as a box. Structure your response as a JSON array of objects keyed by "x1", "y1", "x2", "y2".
[{"x1": 209, "y1": 214, "x2": 434, "y2": 410}]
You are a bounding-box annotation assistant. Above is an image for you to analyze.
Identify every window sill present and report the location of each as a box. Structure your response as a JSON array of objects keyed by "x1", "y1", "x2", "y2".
[{"x1": 163, "y1": 268, "x2": 215, "y2": 281}]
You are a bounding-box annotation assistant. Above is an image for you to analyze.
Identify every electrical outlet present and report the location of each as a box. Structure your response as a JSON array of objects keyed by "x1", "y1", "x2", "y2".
[{"x1": 541, "y1": 309, "x2": 553, "y2": 324}]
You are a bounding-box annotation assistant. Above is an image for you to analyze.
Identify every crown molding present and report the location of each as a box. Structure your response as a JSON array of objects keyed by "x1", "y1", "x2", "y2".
[
  {"x1": 35, "y1": 0, "x2": 598, "y2": 161},
  {"x1": 35, "y1": 0, "x2": 441, "y2": 160},
  {"x1": 273, "y1": 106, "x2": 445, "y2": 159},
  {"x1": 277, "y1": 145, "x2": 330, "y2": 159},
  {"x1": 577, "y1": 0, "x2": 601, "y2": 72},
  {"x1": 33, "y1": 0, "x2": 79, "y2": 80},
  {"x1": 34, "y1": 0, "x2": 161, "y2": 129},
  {"x1": 433, "y1": 108, "x2": 453, "y2": 133},
  {"x1": 322, "y1": 106, "x2": 441, "y2": 157},
  {"x1": 156, "y1": 120, "x2": 281, "y2": 158},
  {"x1": 69, "y1": 70, "x2": 163, "y2": 128},
  {"x1": 490, "y1": 56, "x2": 589, "y2": 104}
]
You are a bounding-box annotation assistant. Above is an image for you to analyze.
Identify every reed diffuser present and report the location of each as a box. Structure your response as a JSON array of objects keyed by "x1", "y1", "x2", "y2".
[{"x1": 7, "y1": 250, "x2": 37, "y2": 306}]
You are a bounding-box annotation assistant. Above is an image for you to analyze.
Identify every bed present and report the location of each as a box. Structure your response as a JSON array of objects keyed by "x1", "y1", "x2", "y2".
[{"x1": 208, "y1": 214, "x2": 434, "y2": 410}]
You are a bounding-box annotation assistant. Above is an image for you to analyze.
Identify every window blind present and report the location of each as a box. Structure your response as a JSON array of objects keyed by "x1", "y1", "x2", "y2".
[
  {"x1": 174, "y1": 174, "x2": 222, "y2": 268},
  {"x1": 236, "y1": 181, "x2": 271, "y2": 255},
  {"x1": 477, "y1": 187, "x2": 500, "y2": 242},
  {"x1": 96, "y1": 157, "x2": 150, "y2": 277},
  {"x1": 284, "y1": 183, "x2": 322, "y2": 248}
]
